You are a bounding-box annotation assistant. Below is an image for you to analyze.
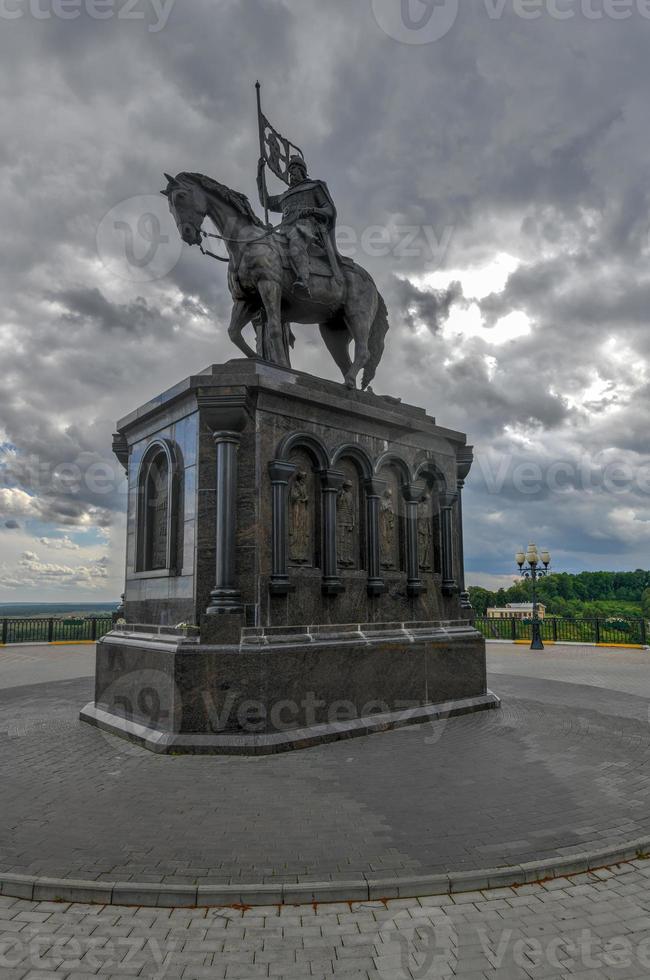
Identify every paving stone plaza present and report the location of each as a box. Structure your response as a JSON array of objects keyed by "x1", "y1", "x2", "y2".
[
  {"x1": 4, "y1": 861, "x2": 650, "y2": 980},
  {"x1": 3, "y1": 642, "x2": 650, "y2": 977}
]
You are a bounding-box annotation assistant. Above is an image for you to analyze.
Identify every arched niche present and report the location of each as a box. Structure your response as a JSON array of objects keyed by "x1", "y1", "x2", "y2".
[
  {"x1": 136, "y1": 439, "x2": 182, "y2": 574},
  {"x1": 275, "y1": 431, "x2": 329, "y2": 471}
]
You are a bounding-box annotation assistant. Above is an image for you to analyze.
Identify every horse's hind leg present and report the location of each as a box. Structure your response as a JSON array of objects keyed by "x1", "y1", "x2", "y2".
[
  {"x1": 341, "y1": 310, "x2": 372, "y2": 389},
  {"x1": 319, "y1": 320, "x2": 352, "y2": 380},
  {"x1": 340, "y1": 273, "x2": 377, "y2": 389}
]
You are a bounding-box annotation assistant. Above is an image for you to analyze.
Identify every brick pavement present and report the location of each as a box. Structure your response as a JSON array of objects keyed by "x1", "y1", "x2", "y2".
[
  {"x1": 488, "y1": 643, "x2": 650, "y2": 700},
  {"x1": 0, "y1": 643, "x2": 94, "y2": 691},
  {"x1": 2, "y1": 860, "x2": 650, "y2": 978},
  {"x1": 1, "y1": 644, "x2": 650, "y2": 890},
  {"x1": 2, "y1": 643, "x2": 650, "y2": 976}
]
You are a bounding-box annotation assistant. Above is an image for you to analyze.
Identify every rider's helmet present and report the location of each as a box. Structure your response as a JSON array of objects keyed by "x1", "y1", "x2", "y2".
[{"x1": 288, "y1": 155, "x2": 308, "y2": 178}]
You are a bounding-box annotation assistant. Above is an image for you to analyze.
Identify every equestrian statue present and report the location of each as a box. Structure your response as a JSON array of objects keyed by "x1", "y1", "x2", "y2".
[{"x1": 162, "y1": 83, "x2": 389, "y2": 390}]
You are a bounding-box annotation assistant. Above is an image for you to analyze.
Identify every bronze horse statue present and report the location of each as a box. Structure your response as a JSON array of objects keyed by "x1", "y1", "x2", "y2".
[{"x1": 162, "y1": 172, "x2": 389, "y2": 390}]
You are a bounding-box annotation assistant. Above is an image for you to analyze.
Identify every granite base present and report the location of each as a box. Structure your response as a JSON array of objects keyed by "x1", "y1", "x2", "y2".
[{"x1": 80, "y1": 623, "x2": 499, "y2": 755}]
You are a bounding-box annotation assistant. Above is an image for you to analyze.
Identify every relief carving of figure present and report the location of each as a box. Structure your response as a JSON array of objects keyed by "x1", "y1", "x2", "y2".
[
  {"x1": 336, "y1": 480, "x2": 356, "y2": 569},
  {"x1": 380, "y1": 488, "x2": 396, "y2": 570},
  {"x1": 289, "y1": 470, "x2": 311, "y2": 565},
  {"x1": 418, "y1": 494, "x2": 432, "y2": 571}
]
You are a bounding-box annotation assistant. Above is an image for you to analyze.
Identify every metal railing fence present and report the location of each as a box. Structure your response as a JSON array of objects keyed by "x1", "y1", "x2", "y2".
[
  {"x1": 0, "y1": 617, "x2": 113, "y2": 645},
  {"x1": 475, "y1": 616, "x2": 648, "y2": 646},
  {"x1": 3, "y1": 614, "x2": 647, "y2": 647}
]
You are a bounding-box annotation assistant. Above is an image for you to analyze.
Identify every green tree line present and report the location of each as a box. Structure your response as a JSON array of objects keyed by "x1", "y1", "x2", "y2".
[{"x1": 469, "y1": 570, "x2": 650, "y2": 620}]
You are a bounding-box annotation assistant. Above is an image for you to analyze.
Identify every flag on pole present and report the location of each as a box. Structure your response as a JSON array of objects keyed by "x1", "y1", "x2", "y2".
[{"x1": 259, "y1": 111, "x2": 305, "y2": 186}]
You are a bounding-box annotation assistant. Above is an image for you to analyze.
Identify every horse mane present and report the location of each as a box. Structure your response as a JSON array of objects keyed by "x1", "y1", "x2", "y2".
[{"x1": 178, "y1": 172, "x2": 266, "y2": 229}]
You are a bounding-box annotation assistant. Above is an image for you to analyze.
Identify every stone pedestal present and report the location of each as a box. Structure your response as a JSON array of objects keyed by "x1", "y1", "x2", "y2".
[
  {"x1": 80, "y1": 621, "x2": 498, "y2": 755},
  {"x1": 82, "y1": 359, "x2": 497, "y2": 753}
]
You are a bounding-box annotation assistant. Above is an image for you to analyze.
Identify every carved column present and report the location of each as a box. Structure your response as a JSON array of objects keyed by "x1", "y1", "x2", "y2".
[
  {"x1": 403, "y1": 483, "x2": 427, "y2": 598},
  {"x1": 364, "y1": 477, "x2": 386, "y2": 597},
  {"x1": 206, "y1": 432, "x2": 243, "y2": 614},
  {"x1": 320, "y1": 470, "x2": 346, "y2": 596},
  {"x1": 112, "y1": 435, "x2": 130, "y2": 619},
  {"x1": 456, "y1": 447, "x2": 474, "y2": 609},
  {"x1": 456, "y1": 486, "x2": 473, "y2": 610},
  {"x1": 440, "y1": 490, "x2": 459, "y2": 597},
  {"x1": 268, "y1": 460, "x2": 297, "y2": 596}
]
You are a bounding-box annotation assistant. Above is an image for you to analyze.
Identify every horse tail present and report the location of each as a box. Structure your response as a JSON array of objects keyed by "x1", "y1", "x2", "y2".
[{"x1": 362, "y1": 292, "x2": 390, "y2": 390}]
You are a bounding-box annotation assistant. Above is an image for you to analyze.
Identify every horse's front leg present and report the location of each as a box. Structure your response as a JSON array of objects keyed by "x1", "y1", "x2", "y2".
[
  {"x1": 228, "y1": 300, "x2": 257, "y2": 359},
  {"x1": 257, "y1": 279, "x2": 290, "y2": 368}
]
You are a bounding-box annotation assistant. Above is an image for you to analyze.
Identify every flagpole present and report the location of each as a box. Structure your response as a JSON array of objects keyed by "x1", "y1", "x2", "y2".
[{"x1": 255, "y1": 80, "x2": 269, "y2": 226}]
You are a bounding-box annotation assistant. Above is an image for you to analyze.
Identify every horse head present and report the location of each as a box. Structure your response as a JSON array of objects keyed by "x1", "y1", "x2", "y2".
[{"x1": 161, "y1": 173, "x2": 207, "y2": 247}]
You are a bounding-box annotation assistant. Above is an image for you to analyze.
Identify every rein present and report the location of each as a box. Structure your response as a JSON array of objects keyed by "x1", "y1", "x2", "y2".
[
  {"x1": 199, "y1": 242, "x2": 230, "y2": 262},
  {"x1": 199, "y1": 222, "x2": 287, "y2": 263}
]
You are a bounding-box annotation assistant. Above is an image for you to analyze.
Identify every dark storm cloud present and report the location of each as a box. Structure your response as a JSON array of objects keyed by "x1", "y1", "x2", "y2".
[
  {"x1": 54, "y1": 287, "x2": 162, "y2": 334},
  {"x1": 2, "y1": 0, "x2": 650, "y2": 593},
  {"x1": 480, "y1": 255, "x2": 650, "y2": 333},
  {"x1": 394, "y1": 277, "x2": 464, "y2": 334}
]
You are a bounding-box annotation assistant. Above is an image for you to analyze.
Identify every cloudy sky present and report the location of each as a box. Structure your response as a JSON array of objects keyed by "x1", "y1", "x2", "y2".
[{"x1": 1, "y1": 0, "x2": 650, "y2": 600}]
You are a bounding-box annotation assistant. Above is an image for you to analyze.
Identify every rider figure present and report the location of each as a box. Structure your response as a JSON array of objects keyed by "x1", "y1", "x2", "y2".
[{"x1": 257, "y1": 154, "x2": 340, "y2": 297}]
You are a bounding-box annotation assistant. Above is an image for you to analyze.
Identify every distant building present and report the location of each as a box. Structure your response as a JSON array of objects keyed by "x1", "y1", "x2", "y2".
[{"x1": 487, "y1": 602, "x2": 546, "y2": 620}]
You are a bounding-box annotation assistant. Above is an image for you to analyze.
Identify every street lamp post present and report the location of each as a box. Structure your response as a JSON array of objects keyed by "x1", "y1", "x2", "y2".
[{"x1": 516, "y1": 544, "x2": 552, "y2": 651}]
